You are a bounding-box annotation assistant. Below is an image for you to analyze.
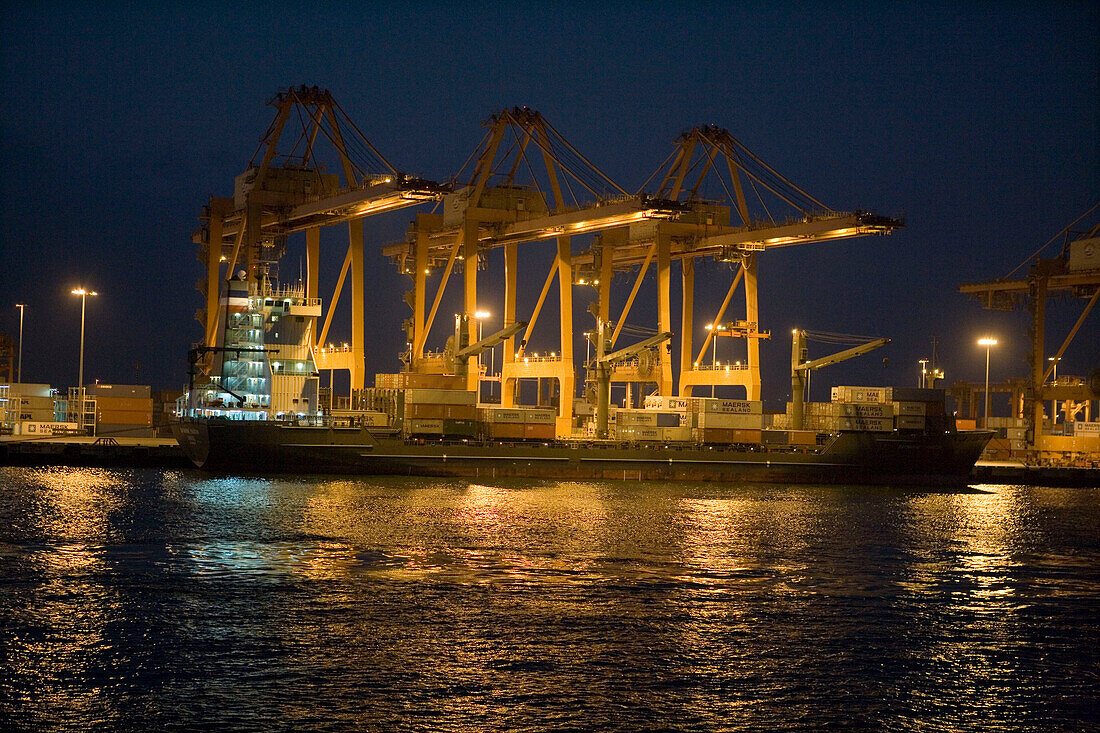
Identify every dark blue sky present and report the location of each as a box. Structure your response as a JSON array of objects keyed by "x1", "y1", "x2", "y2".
[{"x1": 1, "y1": 2, "x2": 1096, "y2": 405}]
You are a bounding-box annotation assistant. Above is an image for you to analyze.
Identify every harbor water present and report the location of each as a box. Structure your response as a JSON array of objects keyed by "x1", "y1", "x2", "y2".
[{"x1": 1, "y1": 467, "x2": 1098, "y2": 731}]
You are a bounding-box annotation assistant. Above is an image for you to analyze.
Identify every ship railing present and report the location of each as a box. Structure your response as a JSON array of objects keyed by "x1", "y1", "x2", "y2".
[
  {"x1": 693, "y1": 363, "x2": 750, "y2": 371},
  {"x1": 515, "y1": 353, "x2": 564, "y2": 363}
]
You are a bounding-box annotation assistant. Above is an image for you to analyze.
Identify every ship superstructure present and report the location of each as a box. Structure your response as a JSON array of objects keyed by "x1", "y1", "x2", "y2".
[{"x1": 184, "y1": 276, "x2": 320, "y2": 421}]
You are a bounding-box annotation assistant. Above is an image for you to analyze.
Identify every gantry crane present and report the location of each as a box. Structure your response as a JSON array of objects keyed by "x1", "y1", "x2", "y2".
[
  {"x1": 570, "y1": 125, "x2": 902, "y2": 403},
  {"x1": 193, "y1": 86, "x2": 445, "y2": 387},
  {"x1": 381, "y1": 107, "x2": 682, "y2": 434},
  {"x1": 381, "y1": 117, "x2": 902, "y2": 437},
  {"x1": 959, "y1": 204, "x2": 1100, "y2": 451}
]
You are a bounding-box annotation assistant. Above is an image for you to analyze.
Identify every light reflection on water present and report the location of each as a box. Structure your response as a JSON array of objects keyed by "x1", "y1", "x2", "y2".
[{"x1": 1, "y1": 467, "x2": 1098, "y2": 732}]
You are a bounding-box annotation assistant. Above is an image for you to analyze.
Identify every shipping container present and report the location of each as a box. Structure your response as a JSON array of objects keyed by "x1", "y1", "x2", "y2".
[
  {"x1": 801, "y1": 402, "x2": 894, "y2": 418},
  {"x1": 955, "y1": 419, "x2": 978, "y2": 430},
  {"x1": 484, "y1": 423, "x2": 526, "y2": 440},
  {"x1": 831, "y1": 386, "x2": 892, "y2": 404},
  {"x1": 762, "y1": 430, "x2": 789, "y2": 445},
  {"x1": 91, "y1": 396, "x2": 154, "y2": 412},
  {"x1": 894, "y1": 401, "x2": 927, "y2": 416},
  {"x1": 896, "y1": 415, "x2": 926, "y2": 430},
  {"x1": 890, "y1": 387, "x2": 945, "y2": 403},
  {"x1": 696, "y1": 412, "x2": 764, "y2": 430},
  {"x1": 788, "y1": 430, "x2": 818, "y2": 446},
  {"x1": 403, "y1": 388, "x2": 477, "y2": 405},
  {"x1": 695, "y1": 398, "x2": 763, "y2": 414},
  {"x1": 643, "y1": 396, "x2": 696, "y2": 412},
  {"x1": 442, "y1": 418, "x2": 477, "y2": 437},
  {"x1": 13, "y1": 421, "x2": 79, "y2": 436},
  {"x1": 405, "y1": 418, "x2": 444, "y2": 435},
  {"x1": 96, "y1": 410, "x2": 153, "y2": 426},
  {"x1": 85, "y1": 384, "x2": 151, "y2": 398},
  {"x1": 837, "y1": 417, "x2": 893, "y2": 432},
  {"x1": 522, "y1": 423, "x2": 556, "y2": 440},
  {"x1": 1066, "y1": 421, "x2": 1100, "y2": 436},
  {"x1": 694, "y1": 427, "x2": 765, "y2": 444}
]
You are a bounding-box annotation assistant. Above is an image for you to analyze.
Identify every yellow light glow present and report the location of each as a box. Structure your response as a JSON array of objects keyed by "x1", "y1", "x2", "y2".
[{"x1": 978, "y1": 337, "x2": 998, "y2": 346}]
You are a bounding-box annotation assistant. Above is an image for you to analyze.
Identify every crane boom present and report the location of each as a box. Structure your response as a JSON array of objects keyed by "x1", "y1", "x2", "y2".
[
  {"x1": 790, "y1": 329, "x2": 890, "y2": 430},
  {"x1": 795, "y1": 337, "x2": 890, "y2": 372}
]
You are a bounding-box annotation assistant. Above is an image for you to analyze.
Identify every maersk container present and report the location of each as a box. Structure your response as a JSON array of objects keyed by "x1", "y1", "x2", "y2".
[
  {"x1": 896, "y1": 415, "x2": 926, "y2": 430},
  {"x1": 696, "y1": 398, "x2": 763, "y2": 414},
  {"x1": 696, "y1": 412, "x2": 764, "y2": 430}
]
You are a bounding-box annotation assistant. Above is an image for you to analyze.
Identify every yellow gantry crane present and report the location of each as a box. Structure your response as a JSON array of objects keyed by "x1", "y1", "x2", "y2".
[
  {"x1": 572, "y1": 125, "x2": 902, "y2": 403},
  {"x1": 381, "y1": 107, "x2": 683, "y2": 434},
  {"x1": 959, "y1": 205, "x2": 1100, "y2": 451}
]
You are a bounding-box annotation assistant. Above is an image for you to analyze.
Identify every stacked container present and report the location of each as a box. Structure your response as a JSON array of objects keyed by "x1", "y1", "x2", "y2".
[
  {"x1": 478, "y1": 406, "x2": 556, "y2": 441},
  {"x1": 88, "y1": 384, "x2": 154, "y2": 438},
  {"x1": 400, "y1": 388, "x2": 478, "y2": 438}
]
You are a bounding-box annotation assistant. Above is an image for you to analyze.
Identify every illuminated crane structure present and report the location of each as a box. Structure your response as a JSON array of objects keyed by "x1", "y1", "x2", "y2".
[
  {"x1": 959, "y1": 206, "x2": 1100, "y2": 451},
  {"x1": 194, "y1": 89, "x2": 903, "y2": 437},
  {"x1": 193, "y1": 86, "x2": 445, "y2": 388}
]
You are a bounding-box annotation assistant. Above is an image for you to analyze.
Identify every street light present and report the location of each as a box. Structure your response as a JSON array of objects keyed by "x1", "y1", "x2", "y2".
[
  {"x1": 474, "y1": 310, "x2": 491, "y2": 398},
  {"x1": 71, "y1": 288, "x2": 97, "y2": 432},
  {"x1": 1048, "y1": 356, "x2": 1061, "y2": 424},
  {"x1": 919, "y1": 358, "x2": 929, "y2": 388},
  {"x1": 705, "y1": 323, "x2": 718, "y2": 397},
  {"x1": 978, "y1": 337, "x2": 997, "y2": 429},
  {"x1": 15, "y1": 303, "x2": 26, "y2": 383},
  {"x1": 71, "y1": 288, "x2": 98, "y2": 390}
]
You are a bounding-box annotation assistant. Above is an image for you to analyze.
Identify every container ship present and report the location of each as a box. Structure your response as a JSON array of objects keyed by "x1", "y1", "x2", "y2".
[{"x1": 174, "y1": 277, "x2": 993, "y2": 486}]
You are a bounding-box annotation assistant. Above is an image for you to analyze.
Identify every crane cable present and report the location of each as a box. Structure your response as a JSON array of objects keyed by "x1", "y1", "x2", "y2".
[{"x1": 1002, "y1": 200, "x2": 1100, "y2": 280}]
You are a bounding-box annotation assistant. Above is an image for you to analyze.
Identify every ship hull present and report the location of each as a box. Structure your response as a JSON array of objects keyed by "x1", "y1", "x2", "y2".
[{"x1": 174, "y1": 418, "x2": 993, "y2": 487}]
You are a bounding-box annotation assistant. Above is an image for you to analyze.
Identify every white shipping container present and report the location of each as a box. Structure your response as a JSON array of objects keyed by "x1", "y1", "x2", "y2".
[
  {"x1": 1068, "y1": 421, "x2": 1100, "y2": 435},
  {"x1": 479, "y1": 408, "x2": 525, "y2": 424},
  {"x1": 696, "y1": 398, "x2": 762, "y2": 414},
  {"x1": 696, "y1": 412, "x2": 765, "y2": 429},
  {"x1": 1006, "y1": 427, "x2": 1028, "y2": 440},
  {"x1": 643, "y1": 396, "x2": 695, "y2": 412},
  {"x1": 616, "y1": 425, "x2": 692, "y2": 442},
  {"x1": 837, "y1": 416, "x2": 893, "y2": 432},
  {"x1": 831, "y1": 386, "x2": 892, "y2": 404},
  {"x1": 807, "y1": 402, "x2": 894, "y2": 418},
  {"x1": 615, "y1": 425, "x2": 660, "y2": 441},
  {"x1": 14, "y1": 421, "x2": 79, "y2": 435}
]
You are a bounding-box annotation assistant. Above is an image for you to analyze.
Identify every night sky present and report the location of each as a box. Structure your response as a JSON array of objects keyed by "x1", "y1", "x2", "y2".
[{"x1": 1, "y1": 2, "x2": 1096, "y2": 408}]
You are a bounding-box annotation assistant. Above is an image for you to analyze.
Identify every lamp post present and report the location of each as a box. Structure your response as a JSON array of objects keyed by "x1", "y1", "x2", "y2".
[
  {"x1": 475, "y1": 311, "x2": 491, "y2": 398},
  {"x1": 978, "y1": 337, "x2": 997, "y2": 429},
  {"x1": 919, "y1": 358, "x2": 929, "y2": 388},
  {"x1": 71, "y1": 288, "x2": 97, "y2": 431},
  {"x1": 1048, "y1": 356, "x2": 1061, "y2": 424},
  {"x1": 71, "y1": 288, "x2": 98, "y2": 390},
  {"x1": 705, "y1": 323, "x2": 717, "y2": 397},
  {"x1": 15, "y1": 303, "x2": 26, "y2": 383}
]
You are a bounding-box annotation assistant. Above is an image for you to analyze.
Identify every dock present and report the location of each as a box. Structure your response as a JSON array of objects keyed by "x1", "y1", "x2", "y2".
[{"x1": 0, "y1": 435, "x2": 189, "y2": 468}]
